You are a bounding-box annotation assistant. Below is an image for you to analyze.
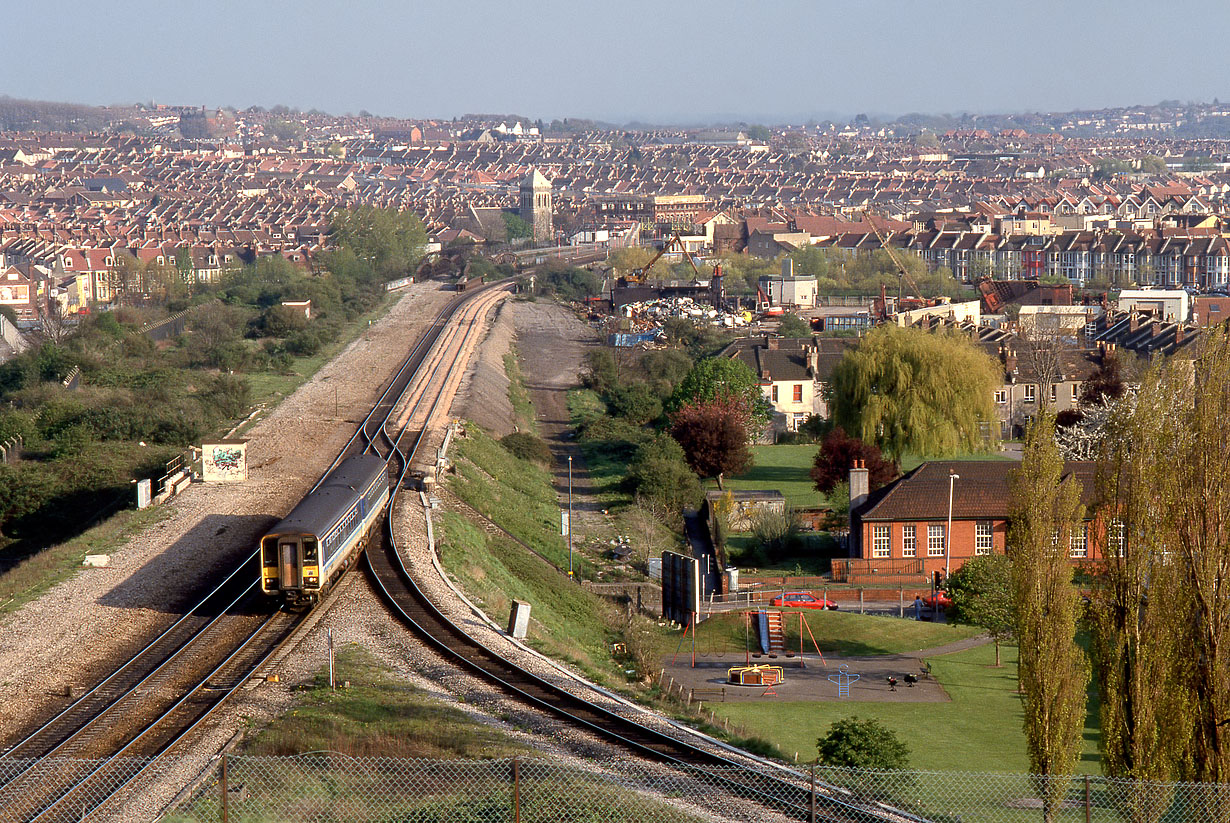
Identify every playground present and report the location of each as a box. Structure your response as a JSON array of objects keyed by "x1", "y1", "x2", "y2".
[{"x1": 659, "y1": 609, "x2": 987, "y2": 705}]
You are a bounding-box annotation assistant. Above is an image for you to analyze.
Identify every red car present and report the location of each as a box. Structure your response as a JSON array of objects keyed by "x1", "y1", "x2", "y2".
[
  {"x1": 923, "y1": 591, "x2": 952, "y2": 609},
  {"x1": 771, "y1": 592, "x2": 839, "y2": 610}
]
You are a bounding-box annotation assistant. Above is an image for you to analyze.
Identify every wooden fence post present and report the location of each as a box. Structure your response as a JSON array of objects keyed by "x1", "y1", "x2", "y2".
[
  {"x1": 220, "y1": 755, "x2": 229, "y2": 823},
  {"x1": 513, "y1": 756, "x2": 521, "y2": 823}
]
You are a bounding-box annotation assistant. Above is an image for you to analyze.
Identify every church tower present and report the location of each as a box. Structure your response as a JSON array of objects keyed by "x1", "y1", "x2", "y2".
[{"x1": 519, "y1": 167, "x2": 553, "y2": 243}]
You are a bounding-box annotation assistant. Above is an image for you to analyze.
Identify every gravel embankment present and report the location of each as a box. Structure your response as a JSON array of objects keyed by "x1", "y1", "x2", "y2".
[{"x1": 0, "y1": 282, "x2": 452, "y2": 745}]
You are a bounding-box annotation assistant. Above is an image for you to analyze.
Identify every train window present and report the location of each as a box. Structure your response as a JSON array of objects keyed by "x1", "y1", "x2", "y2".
[
  {"x1": 303, "y1": 540, "x2": 318, "y2": 562},
  {"x1": 262, "y1": 537, "x2": 277, "y2": 565}
]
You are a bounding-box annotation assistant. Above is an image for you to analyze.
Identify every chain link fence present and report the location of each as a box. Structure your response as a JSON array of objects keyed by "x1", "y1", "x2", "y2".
[
  {"x1": 158, "y1": 757, "x2": 1230, "y2": 823},
  {"x1": 5, "y1": 755, "x2": 1230, "y2": 822}
]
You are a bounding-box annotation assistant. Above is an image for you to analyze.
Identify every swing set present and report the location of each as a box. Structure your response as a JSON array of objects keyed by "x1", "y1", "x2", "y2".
[{"x1": 669, "y1": 609, "x2": 826, "y2": 669}]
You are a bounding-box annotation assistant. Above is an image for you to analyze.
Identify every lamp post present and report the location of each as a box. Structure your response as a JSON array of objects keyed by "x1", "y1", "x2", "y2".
[
  {"x1": 567, "y1": 455, "x2": 574, "y2": 577},
  {"x1": 945, "y1": 471, "x2": 960, "y2": 583}
]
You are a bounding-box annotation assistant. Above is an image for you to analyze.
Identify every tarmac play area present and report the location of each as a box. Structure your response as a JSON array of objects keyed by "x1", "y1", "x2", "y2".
[{"x1": 659, "y1": 634, "x2": 989, "y2": 704}]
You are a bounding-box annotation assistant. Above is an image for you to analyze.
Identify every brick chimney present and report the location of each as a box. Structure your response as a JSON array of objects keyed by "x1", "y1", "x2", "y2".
[
  {"x1": 1176, "y1": 324, "x2": 1186, "y2": 345},
  {"x1": 767, "y1": 336, "x2": 779, "y2": 350},
  {"x1": 1129, "y1": 313, "x2": 1139, "y2": 333},
  {"x1": 849, "y1": 459, "x2": 870, "y2": 540}
]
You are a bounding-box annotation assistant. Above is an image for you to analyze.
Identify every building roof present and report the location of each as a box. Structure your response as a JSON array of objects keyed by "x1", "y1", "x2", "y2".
[{"x1": 856, "y1": 459, "x2": 1097, "y2": 522}]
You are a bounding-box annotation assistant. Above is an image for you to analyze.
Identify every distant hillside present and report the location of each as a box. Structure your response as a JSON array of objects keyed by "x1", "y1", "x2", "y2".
[{"x1": 0, "y1": 95, "x2": 111, "y2": 132}]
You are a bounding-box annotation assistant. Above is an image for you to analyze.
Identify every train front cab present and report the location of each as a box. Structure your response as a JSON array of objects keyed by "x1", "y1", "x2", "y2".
[{"x1": 261, "y1": 533, "x2": 321, "y2": 605}]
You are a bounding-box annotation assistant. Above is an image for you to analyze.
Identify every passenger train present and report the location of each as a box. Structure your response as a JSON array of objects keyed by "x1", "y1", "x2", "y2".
[{"x1": 260, "y1": 454, "x2": 390, "y2": 606}]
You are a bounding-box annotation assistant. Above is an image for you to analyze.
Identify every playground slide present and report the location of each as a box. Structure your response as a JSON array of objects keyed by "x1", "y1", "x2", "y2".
[{"x1": 756, "y1": 610, "x2": 770, "y2": 654}]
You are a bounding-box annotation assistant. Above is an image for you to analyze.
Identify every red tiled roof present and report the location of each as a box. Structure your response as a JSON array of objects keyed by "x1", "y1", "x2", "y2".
[{"x1": 857, "y1": 460, "x2": 1097, "y2": 522}]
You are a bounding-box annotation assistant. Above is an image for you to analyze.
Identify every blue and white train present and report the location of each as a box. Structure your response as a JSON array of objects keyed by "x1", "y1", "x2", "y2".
[{"x1": 260, "y1": 454, "x2": 390, "y2": 606}]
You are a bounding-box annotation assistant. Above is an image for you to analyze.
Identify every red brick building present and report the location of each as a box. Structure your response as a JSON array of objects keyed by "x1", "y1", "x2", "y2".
[{"x1": 848, "y1": 460, "x2": 1099, "y2": 580}]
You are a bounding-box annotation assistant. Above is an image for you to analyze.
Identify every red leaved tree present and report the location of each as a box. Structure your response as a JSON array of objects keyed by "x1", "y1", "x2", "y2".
[
  {"x1": 810, "y1": 427, "x2": 899, "y2": 494},
  {"x1": 669, "y1": 396, "x2": 753, "y2": 489}
]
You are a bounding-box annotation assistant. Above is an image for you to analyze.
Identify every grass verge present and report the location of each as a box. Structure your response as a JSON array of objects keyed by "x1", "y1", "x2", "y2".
[
  {"x1": 241, "y1": 645, "x2": 527, "y2": 758},
  {"x1": 0, "y1": 504, "x2": 173, "y2": 619},
  {"x1": 504, "y1": 349, "x2": 537, "y2": 433}
]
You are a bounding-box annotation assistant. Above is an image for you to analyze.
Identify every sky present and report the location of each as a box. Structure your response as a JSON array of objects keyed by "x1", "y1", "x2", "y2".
[{"x1": 6, "y1": 0, "x2": 1230, "y2": 125}]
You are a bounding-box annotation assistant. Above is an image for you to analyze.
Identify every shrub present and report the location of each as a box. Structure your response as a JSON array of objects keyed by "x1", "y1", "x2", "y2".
[
  {"x1": 625, "y1": 434, "x2": 701, "y2": 513},
  {"x1": 198, "y1": 373, "x2": 252, "y2": 421},
  {"x1": 499, "y1": 432, "x2": 553, "y2": 464},
  {"x1": 750, "y1": 506, "x2": 801, "y2": 562},
  {"x1": 817, "y1": 716, "x2": 910, "y2": 769},
  {"x1": 607, "y1": 382, "x2": 662, "y2": 426}
]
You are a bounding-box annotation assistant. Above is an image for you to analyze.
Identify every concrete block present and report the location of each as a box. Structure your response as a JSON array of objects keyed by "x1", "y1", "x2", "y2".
[
  {"x1": 83, "y1": 555, "x2": 110, "y2": 568},
  {"x1": 508, "y1": 600, "x2": 531, "y2": 639}
]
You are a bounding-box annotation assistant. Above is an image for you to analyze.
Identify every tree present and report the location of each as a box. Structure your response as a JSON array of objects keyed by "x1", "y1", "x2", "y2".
[
  {"x1": 502, "y1": 212, "x2": 533, "y2": 240},
  {"x1": 1009, "y1": 412, "x2": 1089, "y2": 822},
  {"x1": 775, "y1": 314, "x2": 812, "y2": 337},
  {"x1": 817, "y1": 716, "x2": 910, "y2": 769},
  {"x1": 330, "y1": 205, "x2": 427, "y2": 279},
  {"x1": 670, "y1": 356, "x2": 768, "y2": 429},
  {"x1": 669, "y1": 396, "x2": 753, "y2": 489},
  {"x1": 1086, "y1": 361, "x2": 1189, "y2": 820},
  {"x1": 607, "y1": 382, "x2": 662, "y2": 426},
  {"x1": 809, "y1": 427, "x2": 899, "y2": 495},
  {"x1": 625, "y1": 434, "x2": 701, "y2": 515},
  {"x1": 827, "y1": 326, "x2": 999, "y2": 459},
  {"x1": 946, "y1": 553, "x2": 1015, "y2": 666}
]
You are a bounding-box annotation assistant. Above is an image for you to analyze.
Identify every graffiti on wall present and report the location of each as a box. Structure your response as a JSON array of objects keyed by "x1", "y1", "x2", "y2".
[{"x1": 201, "y1": 440, "x2": 248, "y2": 483}]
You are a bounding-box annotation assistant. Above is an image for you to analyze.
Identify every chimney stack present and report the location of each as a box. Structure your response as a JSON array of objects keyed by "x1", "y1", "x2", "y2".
[
  {"x1": 1176, "y1": 324, "x2": 1186, "y2": 345},
  {"x1": 849, "y1": 459, "x2": 870, "y2": 543}
]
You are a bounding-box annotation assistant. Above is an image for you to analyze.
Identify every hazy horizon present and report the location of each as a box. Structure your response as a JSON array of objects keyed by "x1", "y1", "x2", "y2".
[{"x1": 7, "y1": 0, "x2": 1229, "y2": 125}]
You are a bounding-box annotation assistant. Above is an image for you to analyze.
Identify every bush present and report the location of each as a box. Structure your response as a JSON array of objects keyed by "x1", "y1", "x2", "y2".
[
  {"x1": 607, "y1": 382, "x2": 662, "y2": 426},
  {"x1": 499, "y1": 432, "x2": 553, "y2": 464},
  {"x1": 817, "y1": 716, "x2": 910, "y2": 769},
  {"x1": 625, "y1": 434, "x2": 701, "y2": 513},
  {"x1": 750, "y1": 506, "x2": 801, "y2": 562},
  {"x1": 198, "y1": 373, "x2": 252, "y2": 421}
]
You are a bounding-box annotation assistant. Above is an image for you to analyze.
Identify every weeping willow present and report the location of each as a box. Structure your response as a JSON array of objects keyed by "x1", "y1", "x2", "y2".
[{"x1": 827, "y1": 325, "x2": 999, "y2": 459}]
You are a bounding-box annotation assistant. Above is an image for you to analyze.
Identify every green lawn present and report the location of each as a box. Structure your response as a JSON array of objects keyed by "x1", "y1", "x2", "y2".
[
  {"x1": 657, "y1": 608, "x2": 981, "y2": 659},
  {"x1": 714, "y1": 642, "x2": 1102, "y2": 774},
  {"x1": 717, "y1": 445, "x2": 825, "y2": 509}
]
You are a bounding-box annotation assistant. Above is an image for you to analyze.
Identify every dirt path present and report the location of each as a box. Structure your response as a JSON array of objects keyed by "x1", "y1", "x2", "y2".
[{"x1": 509, "y1": 301, "x2": 612, "y2": 539}]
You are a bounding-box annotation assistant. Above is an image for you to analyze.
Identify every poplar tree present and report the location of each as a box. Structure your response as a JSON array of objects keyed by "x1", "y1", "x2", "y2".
[
  {"x1": 1167, "y1": 328, "x2": 1230, "y2": 796},
  {"x1": 1089, "y1": 363, "x2": 1190, "y2": 821},
  {"x1": 1009, "y1": 411, "x2": 1089, "y2": 822}
]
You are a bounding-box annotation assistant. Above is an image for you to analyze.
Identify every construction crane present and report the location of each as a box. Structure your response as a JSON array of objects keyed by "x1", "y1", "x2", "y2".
[
  {"x1": 860, "y1": 211, "x2": 928, "y2": 306},
  {"x1": 625, "y1": 232, "x2": 702, "y2": 283}
]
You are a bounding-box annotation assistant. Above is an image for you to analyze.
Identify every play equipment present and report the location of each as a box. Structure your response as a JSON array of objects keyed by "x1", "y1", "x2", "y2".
[
  {"x1": 728, "y1": 664, "x2": 784, "y2": 687},
  {"x1": 745, "y1": 610, "x2": 826, "y2": 668}
]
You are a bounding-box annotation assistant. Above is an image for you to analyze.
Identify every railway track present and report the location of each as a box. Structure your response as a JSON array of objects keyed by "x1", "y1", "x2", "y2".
[
  {"x1": 0, "y1": 281, "x2": 512, "y2": 822},
  {"x1": 362, "y1": 293, "x2": 901, "y2": 822}
]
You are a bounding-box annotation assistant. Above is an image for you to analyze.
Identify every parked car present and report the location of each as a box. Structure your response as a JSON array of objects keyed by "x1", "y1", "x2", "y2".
[
  {"x1": 923, "y1": 591, "x2": 952, "y2": 609},
  {"x1": 771, "y1": 592, "x2": 839, "y2": 610}
]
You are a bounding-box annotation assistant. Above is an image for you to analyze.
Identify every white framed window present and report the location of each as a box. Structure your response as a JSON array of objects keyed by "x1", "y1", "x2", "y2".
[
  {"x1": 1071, "y1": 383, "x2": 1080, "y2": 401},
  {"x1": 994, "y1": 389, "x2": 1007, "y2": 405},
  {"x1": 902, "y1": 525, "x2": 916, "y2": 558},
  {"x1": 1024, "y1": 384, "x2": 1036, "y2": 403},
  {"x1": 928, "y1": 524, "x2": 945, "y2": 556},
  {"x1": 975, "y1": 521, "x2": 993, "y2": 555},
  {"x1": 1070, "y1": 523, "x2": 1088, "y2": 558},
  {"x1": 1110, "y1": 519, "x2": 1126, "y2": 557},
  {"x1": 872, "y1": 525, "x2": 891, "y2": 558},
  {"x1": 1050, "y1": 384, "x2": 1058, "y2": 403}
]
